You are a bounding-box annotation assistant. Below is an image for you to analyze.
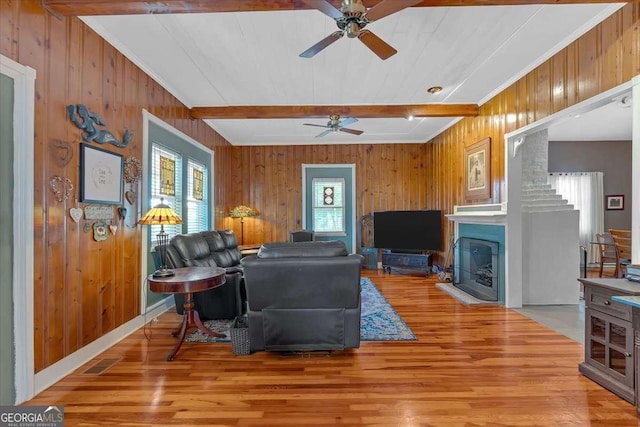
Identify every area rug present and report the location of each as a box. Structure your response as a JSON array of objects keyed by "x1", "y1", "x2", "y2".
[{"x1": 185, "y1": 277, "x2": 416, "y2": 343}]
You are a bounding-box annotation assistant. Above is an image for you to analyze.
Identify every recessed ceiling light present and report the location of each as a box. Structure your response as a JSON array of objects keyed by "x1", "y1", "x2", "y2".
[{"x1": 427, "y1": 86, "x2": 443, "y2": 94}]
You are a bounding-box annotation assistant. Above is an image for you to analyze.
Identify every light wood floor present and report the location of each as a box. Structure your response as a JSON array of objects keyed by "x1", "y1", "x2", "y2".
[{"x1": 27, "y1": 270, "x2": 639, "y2": 426}]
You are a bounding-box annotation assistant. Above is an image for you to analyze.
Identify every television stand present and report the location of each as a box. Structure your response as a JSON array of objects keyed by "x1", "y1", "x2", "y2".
[{"x1": 381, "y1": 250, "x2": 432, "y2": 276}]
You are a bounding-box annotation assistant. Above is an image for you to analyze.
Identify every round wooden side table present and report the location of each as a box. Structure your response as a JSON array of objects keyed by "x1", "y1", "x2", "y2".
[{"x1": 148, "y1": 266, "x2": 226, "y2": 361}]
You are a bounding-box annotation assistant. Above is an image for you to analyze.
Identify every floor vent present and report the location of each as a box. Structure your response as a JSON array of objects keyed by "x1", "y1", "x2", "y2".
[{"x1": 82, "y1": 358, "x2": 121, "y2": 375}]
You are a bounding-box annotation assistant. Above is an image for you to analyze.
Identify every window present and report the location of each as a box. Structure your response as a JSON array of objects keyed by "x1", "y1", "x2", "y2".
[
  {"x1": 548, "y1": 171, "x2": 604, "y2": 264},
  {"x1": 312, "y1": 178, "x2": 345, "y2": 235},
  {"x1": 149, "y1": 143, "x2": 210, "y2": 239},
  {"x1": 150, "y1": 144, "x2": 183, "y2": 240},
  {"x1": 186, "y1": 159, "x2": 209, "y2": 234}
]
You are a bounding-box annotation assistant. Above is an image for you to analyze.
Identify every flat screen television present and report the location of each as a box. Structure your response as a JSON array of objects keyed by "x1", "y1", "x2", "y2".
[{"x1": 373, "y1": 210, "x2": 443, "y2": 252}]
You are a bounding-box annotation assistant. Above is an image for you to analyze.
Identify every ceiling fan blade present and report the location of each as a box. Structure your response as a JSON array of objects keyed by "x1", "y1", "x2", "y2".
[
  {"x1": 338, "y1": 117, "x2": 358, "y2": 127},
  {"x1": 358, "y1": 30, "x2": 397, "y2": 60},
  {"x1": 299, "y1": 31, "x2": 344, "y2": 58},
  {"x1": 339, "y1": 128, "x2": 364, "y2": 136},
  {"x1": 302, "y1": 0, "x2": 343, "y2": 19},
  {"x1": 315, "y1": 129, "x2": 333, "y2": 138},
  {"x1": 364, "y1": 0, "x2": 422, "y2": 22},
  {"x1": 303, "y1": 123, "x2": 330, "y2": 128}
]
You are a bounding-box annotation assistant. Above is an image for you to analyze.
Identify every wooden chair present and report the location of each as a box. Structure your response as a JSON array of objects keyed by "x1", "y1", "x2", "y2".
[
  {"x1": 289, "y1": 229, "x2": 315, "y2": 242},
  {"x1": 609, "y1": 229, "x2": 632, "y2": 278},
  {"x1": 595, "y1": 233, "x2": 618, "y2": 277}
]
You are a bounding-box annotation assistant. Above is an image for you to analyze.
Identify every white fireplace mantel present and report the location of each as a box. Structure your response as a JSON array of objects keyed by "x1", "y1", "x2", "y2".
[{"x1": 445, "y1": 203, "x2": 507, "y2": 225}]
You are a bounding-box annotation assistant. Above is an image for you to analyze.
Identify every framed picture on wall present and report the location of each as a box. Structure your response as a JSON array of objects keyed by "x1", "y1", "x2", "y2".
[
  {"x1": 80, "y1": 143, "x2": 124, "y2": 205},
  {"x1": 606, "y1": 195, "x2": 624, "y2": 210},
  {"x1": 464, "y1": 137, "x2": 491, "y2": 202}
]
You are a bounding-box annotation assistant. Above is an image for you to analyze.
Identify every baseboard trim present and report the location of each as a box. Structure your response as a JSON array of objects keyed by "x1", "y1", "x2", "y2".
[{"x1": 33, "y1": 297, "x2": 174, "y2": 397}]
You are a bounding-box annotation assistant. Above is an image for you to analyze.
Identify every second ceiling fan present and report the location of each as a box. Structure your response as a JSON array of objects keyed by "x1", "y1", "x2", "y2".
[
  {"x1": 304, "y1": 114, "x2": 363, "y2": 137},
  {"x1": 300, "y1": 0, "x2": 421, "y2": 60}
]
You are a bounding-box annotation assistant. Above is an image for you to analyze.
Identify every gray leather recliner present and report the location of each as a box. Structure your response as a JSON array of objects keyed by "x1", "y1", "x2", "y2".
[
  {"x1": 241, "y1": 241, "x2": 363, "y2": 352},
  {"x1": 158, "y1": 230, "x2": 245, "y2": 320}
]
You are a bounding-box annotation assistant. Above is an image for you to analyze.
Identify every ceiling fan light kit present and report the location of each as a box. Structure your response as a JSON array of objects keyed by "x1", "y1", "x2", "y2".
[
  {"x1": 300, "y1": 0, "x2": 422, "y2": 60},
  {"x1": 303, "y1": 114, "x2": 364, "y2": 137}
]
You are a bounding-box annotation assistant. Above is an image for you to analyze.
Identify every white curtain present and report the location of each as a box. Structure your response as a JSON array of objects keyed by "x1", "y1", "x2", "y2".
[{"x1": 548, "y1": 172, "x2": 604, "y2": 264}]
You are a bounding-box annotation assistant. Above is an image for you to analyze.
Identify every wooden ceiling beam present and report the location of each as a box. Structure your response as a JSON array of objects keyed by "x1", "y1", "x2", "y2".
[
  {"x1": 41, "y1": 0, "x2": 634, "y2": 16},
  {"x1": 190, "y1": 104, "x2": 479, "y2": 119}
]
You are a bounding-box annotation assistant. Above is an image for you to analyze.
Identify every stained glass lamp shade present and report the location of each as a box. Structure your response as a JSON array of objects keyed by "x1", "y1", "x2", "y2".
[
  {"x1": 229, "y1": 205, "x2": 258, "y2": 245},
  {"x1": 139, "y1": 198, "x2": 183, "y2": 278}
]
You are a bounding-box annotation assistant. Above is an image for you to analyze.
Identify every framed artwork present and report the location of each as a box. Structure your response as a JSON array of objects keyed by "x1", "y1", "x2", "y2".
[
  {"x1": 159, "y1": 155, "x2": 176, "y2": 196},
  {"x1": 606, "y1": 195, "x2": 624, "y2": 210},
  {"x1": 80, "y1": 143, "x2": 123, "y2": 205},
  {"x1": 464, "y1": 137, "x2": 491, "y2": 202},
  {"x1": 192, "y1": 168, "x2": 203, "y2": 201}
]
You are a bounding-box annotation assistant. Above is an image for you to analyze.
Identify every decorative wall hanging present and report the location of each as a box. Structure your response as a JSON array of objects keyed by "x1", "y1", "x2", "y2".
[
  {"x1": 83, "y1": 223, "x2": 92, "y2": 233},
  {"x1": 109, "y1": 224, "x2": 118, "y2": 235},
  {"x1": 84, "y1": 205, "x2": 115, "y2": 220},
  {"x1": 123, "y1": 156, "x2": 142, "y2": 212},
  {"x1": 606, "y1": 195, "x2": 624, "y2": 210},
  {"x1": 193, "y1": 168, "x2": 203, "y2": 201},
  {"x1": 464, "y1": 137, "x2": 492, "y2": 202},
  {"x1": 93, "y1": 222, "x2": 108, "y2": 241},
  {"x1": 67, "y1": 104, "x2": 132, "y2": 148},
  {"x1": 125, "y1": 191, "x2": 137, "y2": 205},
  {"x1": 159, "y1": 156, "x2": 176, "y2": 196},
  {"x1": 50, "y1": 139, "x2": 73, "y2": 167},
  {"x1": 49, "y1": 175, "x2": 73, "y2": 203},
  {"x1": 124, "y1": 156, "x2": 142, "y2": 185},
  {"x1": 80, "y1": 143, "x2": 123, "y2": 205},
  {"x1": 69, "y1": 207, "x2": 83, "y2": 223},
  {"x1": 323, "y1": 186, "x2": 335, "y2": 205},
  {"x1": 118, "y1": 207, "x2": 127, "y2": 220}
]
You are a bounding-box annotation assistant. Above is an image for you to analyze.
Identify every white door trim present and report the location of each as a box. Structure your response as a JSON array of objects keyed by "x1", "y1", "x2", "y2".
[
  {"x1": 141, "y1": 110, "x2": 215, "y2": 313},
  {"x1": 301, "y1": 164, "x2": 356, "y2": 253},
  {"x1": 1, "y1": 54, "x2": 36, "y2": 404},
  {"x1": 503, "y1": 76, "x2": 639, "y2": 308}
]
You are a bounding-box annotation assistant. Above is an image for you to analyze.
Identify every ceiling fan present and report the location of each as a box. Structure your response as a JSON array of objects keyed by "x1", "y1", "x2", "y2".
[
  {"x1": 300, "y1": 0, "x2": 422, "y2": 60},
  {"x1": 304, "y1": 114, "x2": 363, "y2": 137}
]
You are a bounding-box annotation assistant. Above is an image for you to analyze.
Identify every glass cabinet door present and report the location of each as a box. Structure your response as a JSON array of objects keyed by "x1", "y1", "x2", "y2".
[{"x1": 587, "y1": 308, "x2": 634, "y2": 386}]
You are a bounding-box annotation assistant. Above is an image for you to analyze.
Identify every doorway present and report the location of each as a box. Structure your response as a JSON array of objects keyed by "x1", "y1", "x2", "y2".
[
  {"x1": 302, "y1": 164, "x2": 356, "y2": 253},
  {"x1": 0, "y1": 54, "x2": 36, "y2": 404},
  {"x1": 504, "y1": 76, "x2": 640, "y2": 308}
]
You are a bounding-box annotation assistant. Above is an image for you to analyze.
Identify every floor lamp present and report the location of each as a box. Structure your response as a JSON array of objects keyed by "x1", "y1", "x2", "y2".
[
  {"x1": 139, "y1": 198, "x2": 183, "y2": 278},
  {"x1": 229, "y1": 204, "x2": 258, "y2": 245}
]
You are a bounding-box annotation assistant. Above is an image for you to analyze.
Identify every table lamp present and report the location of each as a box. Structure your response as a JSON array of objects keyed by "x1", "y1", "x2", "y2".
[
  {"x1": 139, "y1": 198, "x2": 183, "y2": 278},
  {"x1": 229, "y1": 204, "x2": 258, "y2": 245}
]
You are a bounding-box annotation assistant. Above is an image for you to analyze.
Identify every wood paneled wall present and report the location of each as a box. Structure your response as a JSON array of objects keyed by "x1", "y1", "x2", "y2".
[
  {"x1": 425, "y1": 3, "x2": 640, "y2": 264},
  {"x1": 224, "y1": 144, "x2": 428, "y2": 246},
  {"x1": 0, "y1": 0, "x2": 233, "y2": 372},
  {"x1": 2, "y1": 0, "x2": 639, "y2": 373}
]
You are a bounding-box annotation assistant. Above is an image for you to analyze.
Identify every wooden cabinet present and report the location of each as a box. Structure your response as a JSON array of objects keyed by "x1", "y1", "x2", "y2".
[
  {"x1": 578, "y1": 278, "x2": 640, "y2": 404},
  {"x1": 381, "y1": 250, "x2": 431, "y2": 275}
]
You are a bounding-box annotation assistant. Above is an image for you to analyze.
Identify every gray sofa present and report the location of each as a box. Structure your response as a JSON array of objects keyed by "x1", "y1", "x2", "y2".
[
  {"x1": 159, "y1": 230, "x2": 245, "y2": 320},
  {"x1": 241, "y1": 241, "x2": 363, "y2": 352}
]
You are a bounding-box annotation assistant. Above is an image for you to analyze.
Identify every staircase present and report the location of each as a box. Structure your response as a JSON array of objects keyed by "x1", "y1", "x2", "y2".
[{"x1": 522, "y1": 184, "x2": 574, "y2": 212}]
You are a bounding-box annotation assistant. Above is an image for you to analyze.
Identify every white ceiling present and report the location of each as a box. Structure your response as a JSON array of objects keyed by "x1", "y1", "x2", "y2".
[
  {"x1": 82, "y1": 3, "x2": 625, "y2": 146},
  {"x1": 548, "y1": 92, "x2": 633, "y2": 141}
]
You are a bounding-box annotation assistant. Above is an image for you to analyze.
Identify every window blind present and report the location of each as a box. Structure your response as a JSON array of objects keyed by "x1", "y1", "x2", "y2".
[
  {"x1": 150, "y1": 143, "x2": 183, "y2": 240},
  {"x1": 186, "y1": 158, "x2": 209, "y2": 234}
]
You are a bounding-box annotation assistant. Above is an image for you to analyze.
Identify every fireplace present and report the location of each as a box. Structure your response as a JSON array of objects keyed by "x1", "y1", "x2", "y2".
[{"x1": 454, "y1": 237, "x2": 500, "y2": 301}]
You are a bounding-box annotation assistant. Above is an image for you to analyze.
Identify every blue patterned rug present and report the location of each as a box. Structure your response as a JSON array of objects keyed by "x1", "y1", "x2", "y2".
[{"x1": 185, "y1": 277, "x2": 416, "y2": 343}]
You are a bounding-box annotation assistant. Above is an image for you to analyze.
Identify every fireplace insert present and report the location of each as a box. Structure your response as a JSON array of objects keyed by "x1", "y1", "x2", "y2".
[{"x1": 454, "y1": 237, "x2": 499, "y2": 301}]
